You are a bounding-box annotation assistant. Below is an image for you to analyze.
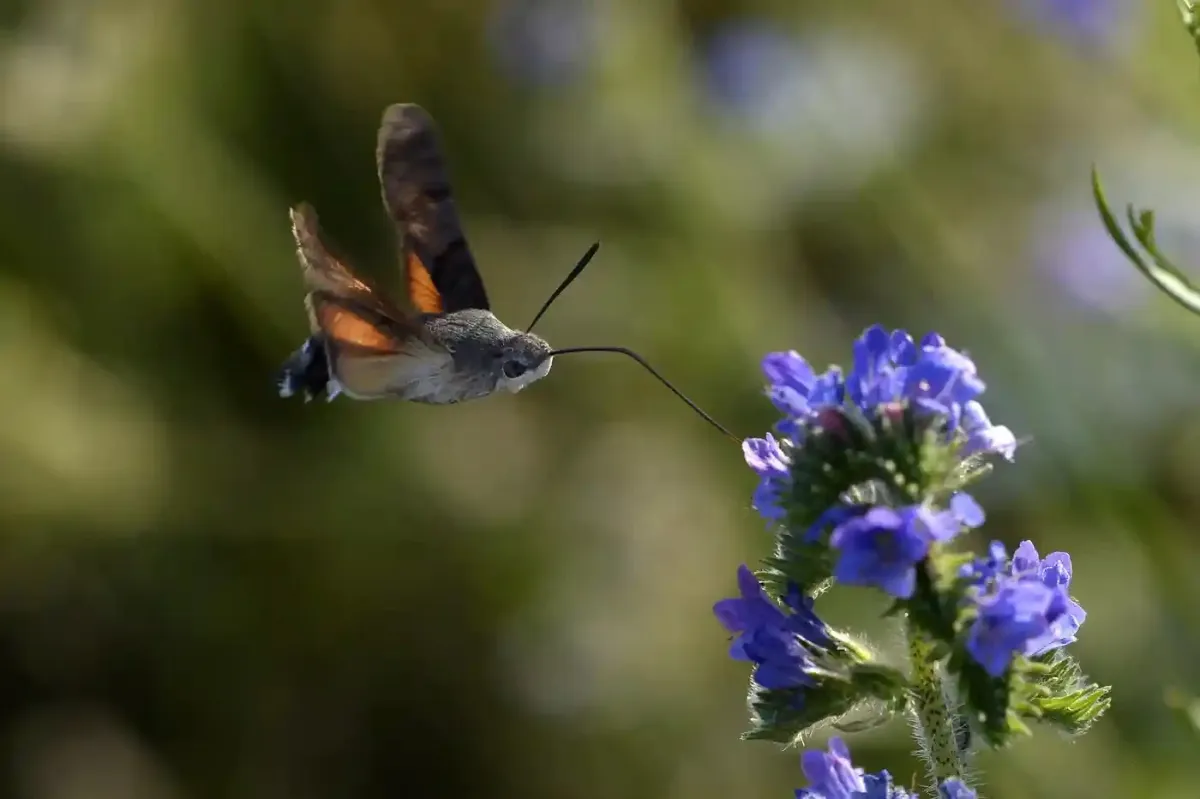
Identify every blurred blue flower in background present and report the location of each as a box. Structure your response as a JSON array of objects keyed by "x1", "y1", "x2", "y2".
[
  {"x1": 1010, "y1": 0, "x2": 1137, "y2": 50},
  {"x1": 699, "y1": 19, "x2": 924, "y2": 140},
  {"x1": 702, "y1": 20, "x2": 804, "y2": 127},
  {"x1": 1033, "y1": 208, "x2": 1152, "y2": 315},
  {"x1": 488, "y1": 0, "x2": 600, "y2": 87},
  {"x1": 694, "y1": 17, "x2": 928, "y2": 205}
]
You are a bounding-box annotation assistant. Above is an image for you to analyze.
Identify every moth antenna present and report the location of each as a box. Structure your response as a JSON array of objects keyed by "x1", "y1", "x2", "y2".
[
  {"x1": 526, "y1": 241, "x2": 601, "y2": 333},
  {"x1": 546, "y1": 346, "x2": 739, "y2": 442}
]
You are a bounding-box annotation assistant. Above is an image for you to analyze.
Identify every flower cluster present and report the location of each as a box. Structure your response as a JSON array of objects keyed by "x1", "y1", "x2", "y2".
[
  {"x1": 962, "y1": 540, "x2": 1087, "y2": 677},
  {"x1": 744, "y1": 327, "x2": 1016, "y2": 541},
  {"x1": 714, "y1": 326, "x2": 1111, "y2": 797}
]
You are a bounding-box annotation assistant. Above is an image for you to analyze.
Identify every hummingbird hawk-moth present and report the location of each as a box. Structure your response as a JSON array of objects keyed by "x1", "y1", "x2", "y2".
[{"x1": 278, "y1": 103, "x2": 735, "y2": 440}]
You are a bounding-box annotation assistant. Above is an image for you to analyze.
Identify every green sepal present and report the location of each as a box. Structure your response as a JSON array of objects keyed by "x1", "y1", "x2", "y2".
[
  {"x1": 773, "y1": 404, "x2": 979, "y2": 596},
  {"x1": 947, "y1": 647, "x2": 1028, "y2": 749},
  {"x1": 742, "y1": 660, "x2": 911, "y2": 744},
  {"x1": 945, "y1": 453, "x2": 994, "y2": 496},
  {"x1": 832, "y1": 714, "x2": 895, "y2": 735},
  {"x1": 942, "y1": 648, "x2": 1110, "y2": 750},
  {"x1": 891, "y1": 548, "x2": 975, "y2": 649},
  {"x1": 761, "y1": 543, "x2": 834, "y2": 599},
  {"x1": 1021, "y1": 650, "x2": 1112, "y2": 736}
]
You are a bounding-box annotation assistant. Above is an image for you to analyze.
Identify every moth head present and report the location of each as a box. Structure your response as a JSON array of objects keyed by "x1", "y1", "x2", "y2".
[{"x1": 495, "y1": 332, "x2": 554, "y2": 393}]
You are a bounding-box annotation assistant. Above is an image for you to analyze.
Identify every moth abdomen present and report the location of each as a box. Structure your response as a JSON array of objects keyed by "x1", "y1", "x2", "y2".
[{"x1": 277, "y1": 336, "x2": 333, "y2": 402}]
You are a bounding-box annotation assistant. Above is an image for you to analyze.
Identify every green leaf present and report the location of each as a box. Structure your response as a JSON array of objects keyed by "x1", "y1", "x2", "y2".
[
  {"x1": 1034, "y1": 684, "x2": 1112, "y2": 735},
  {"x1": 1091, "y1": 165, "x2": 1200, "y2": 316},
  {"x1": 832, "y1": 715, "x2": 893, "y2": 734},
  {"x1": 1165, "y1": 687, "x2": 1200, "y2": 735},
  {"x1": 1180, "y1": 0, "x2": 1200, "y2": 57},
  {"x1": 897, "y1": 554, "x2": 969, "y2": 647}
]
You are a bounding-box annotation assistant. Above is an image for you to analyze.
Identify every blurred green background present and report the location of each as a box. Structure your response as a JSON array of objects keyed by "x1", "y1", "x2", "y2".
[{"x1": 0, "y1": 0, "x2": 1198, "y2": 796}]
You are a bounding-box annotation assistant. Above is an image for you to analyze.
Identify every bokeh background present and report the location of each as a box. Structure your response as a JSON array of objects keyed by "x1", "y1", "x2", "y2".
[{"x1": 0, "y1": 0, "x2": 1198, "y2": 796}]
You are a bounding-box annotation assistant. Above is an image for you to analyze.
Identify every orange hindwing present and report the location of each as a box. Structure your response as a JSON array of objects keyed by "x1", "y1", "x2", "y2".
[{"x1": 406, "y1": 251, "x2": 445, "y2": 314}]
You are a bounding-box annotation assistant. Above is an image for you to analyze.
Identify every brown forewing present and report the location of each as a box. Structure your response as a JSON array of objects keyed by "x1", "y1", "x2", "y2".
[
  {"x1": 376, "y1": 103, "x2": 491, "y2": 314},
  {"x1": 290, "y1": 204, "x2": 403, "y2": 315},
  {"x1": 290, "y1": 202, "x2": 450, "y2": 398}
]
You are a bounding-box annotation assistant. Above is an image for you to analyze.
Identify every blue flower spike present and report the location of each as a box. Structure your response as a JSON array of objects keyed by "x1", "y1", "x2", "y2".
[{"x1": 717, "y1": 324, "x2": 1111, "y2": 795}]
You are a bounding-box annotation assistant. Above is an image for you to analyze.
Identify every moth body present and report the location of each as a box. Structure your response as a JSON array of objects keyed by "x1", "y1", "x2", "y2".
[
  {"x1": 422, "y1": 309, "x2": 554, "y2": 400},
  {"x1": 277, "y1": 308, "x2": 554, "y2": 405}
]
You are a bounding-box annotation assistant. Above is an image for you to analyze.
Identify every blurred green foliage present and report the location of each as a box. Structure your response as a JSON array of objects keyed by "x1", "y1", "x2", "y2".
[{"x1": 0, "y1": 0, "x2": 1198, "y2": 797}]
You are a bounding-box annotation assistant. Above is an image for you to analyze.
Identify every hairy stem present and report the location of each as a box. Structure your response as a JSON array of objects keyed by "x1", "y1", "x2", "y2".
[{"x1": 906, "y1": 623, "x2": 967, "y2": 795}]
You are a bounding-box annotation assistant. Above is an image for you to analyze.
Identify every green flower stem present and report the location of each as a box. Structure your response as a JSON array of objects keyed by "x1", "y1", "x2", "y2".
[
  {"x1": 1086, "y1": 5, "x2": 1200, "y2": 318},
  {"x1": 1091, "y1": 167, "x2": 1200, "y2": 316},
  {"x1": 1180, "y1": 0, "x2": 1200, "y2": 58},
  {"x1": 906, "y1": 623, "x2": 966, "y2": 794}
]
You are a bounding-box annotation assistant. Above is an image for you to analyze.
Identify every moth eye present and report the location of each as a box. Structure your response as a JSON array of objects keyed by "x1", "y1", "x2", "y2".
[{"x1": 502, "y1": 360, "x2": 527, "y2": 379}]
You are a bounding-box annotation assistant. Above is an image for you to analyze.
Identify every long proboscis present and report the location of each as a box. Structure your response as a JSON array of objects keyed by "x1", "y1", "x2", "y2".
[
  {"x1": 526, "y1": 241, "x2": 601, "y2": 333},
  {"x1": 546, "y1": 346, "x2": 739, "y2": 442}
]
